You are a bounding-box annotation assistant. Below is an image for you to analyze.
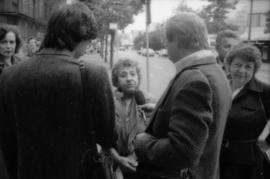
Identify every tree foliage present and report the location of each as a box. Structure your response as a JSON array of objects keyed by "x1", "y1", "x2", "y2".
[
  {"x1": 133, "y1": 25, "x2": 164, "y2": 51},
  {"x1": 175, "y1": 1, "x2": 195, "y2": 13},
  {"x1": 80, "y1": 0, "x2": 144, "y2": 37},
  {"x1": 198, "y1": 0, "x2": 239, "y2": 34}
]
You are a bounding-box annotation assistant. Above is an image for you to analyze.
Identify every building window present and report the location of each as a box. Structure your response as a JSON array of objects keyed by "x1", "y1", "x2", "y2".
[{"x1": 249, "y1": 13, "x2": 267, "y2": 27}]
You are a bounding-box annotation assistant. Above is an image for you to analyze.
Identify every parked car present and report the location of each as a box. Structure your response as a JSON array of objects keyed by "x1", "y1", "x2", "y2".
[
  {"x1": 158, "y1": 49, "x2": 168, "y2": 57},
  {"x1": 141, "y1": 48, "x2": 155, "y2": 57},
  {"x1": 119, "y1": 46, "x2": 126, "y2": 51}
]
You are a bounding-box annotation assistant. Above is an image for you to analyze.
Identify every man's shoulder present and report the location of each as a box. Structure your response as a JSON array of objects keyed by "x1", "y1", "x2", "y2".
[
  {"x1": 176, "y1": 67, "x2": 210, "y2": 85},
  {"x1": 80, "y1": 59, "x2": 106, "y2": 72}
]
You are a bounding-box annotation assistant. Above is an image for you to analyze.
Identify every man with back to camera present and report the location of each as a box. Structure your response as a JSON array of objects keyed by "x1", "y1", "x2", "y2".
[
  {"x1": 134, "y1": 12, "x2": 232, "y2": 179},
  {"x1": 0, "y1": 2, "x2": 116, "y2": 179}
]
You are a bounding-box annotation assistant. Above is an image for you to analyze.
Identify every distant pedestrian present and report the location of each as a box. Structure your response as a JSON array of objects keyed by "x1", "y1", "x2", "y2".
[
  {"x1": 134, "y1": 12, "x2": 232, "y2": 179},
  {"x1": 25, "y1": 36, "x2": 38, "y2": 58},
  {"x1": 0, "y1": 2, "x2": 116, "y2": 179}
]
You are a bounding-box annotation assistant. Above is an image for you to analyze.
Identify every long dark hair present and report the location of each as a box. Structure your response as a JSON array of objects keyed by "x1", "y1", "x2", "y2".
[{"x1": 0, "y1": 25, "x2": 22, "y2": 53}]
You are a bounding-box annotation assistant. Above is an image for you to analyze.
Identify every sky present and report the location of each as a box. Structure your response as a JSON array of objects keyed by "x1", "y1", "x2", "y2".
[
  {"x1": 66, "y1": 0, "x2": 209, "y2": 32},
  {"x1": 125, "y1": 0, "x2": 209, "y2": 32}
]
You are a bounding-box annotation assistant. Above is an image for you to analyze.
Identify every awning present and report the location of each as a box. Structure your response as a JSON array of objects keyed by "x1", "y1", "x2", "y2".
[{"x1": 240, "y1": 27, "x2": 270, "y2": 41}]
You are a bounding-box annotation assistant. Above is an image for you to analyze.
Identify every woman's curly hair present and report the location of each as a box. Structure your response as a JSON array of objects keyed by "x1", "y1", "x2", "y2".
[
  {"x1": 225, "y1": 42, "x2": 262, "y2": 73},
  {"x1": 111, "y1": 58, "x2": 142, "y2": 88}
]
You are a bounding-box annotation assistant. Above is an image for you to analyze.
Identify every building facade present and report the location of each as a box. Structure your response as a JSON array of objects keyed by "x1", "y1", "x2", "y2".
[
  {"x1": 228, "y1": 0, "x2": 270, "y2": 62},
  {"x1": 0, "y1": 0, "x2": 66, "y2": 40}
]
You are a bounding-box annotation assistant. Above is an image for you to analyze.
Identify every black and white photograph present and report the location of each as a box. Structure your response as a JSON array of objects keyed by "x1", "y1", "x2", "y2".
[{"x1": 0, "y1": 0, "x2": 269, "y2": 179}]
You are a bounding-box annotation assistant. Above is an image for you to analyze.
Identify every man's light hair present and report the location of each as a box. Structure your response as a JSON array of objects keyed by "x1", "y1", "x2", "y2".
[{"x1": 165, "y1": 12, "x2": 209, "y2": 50}]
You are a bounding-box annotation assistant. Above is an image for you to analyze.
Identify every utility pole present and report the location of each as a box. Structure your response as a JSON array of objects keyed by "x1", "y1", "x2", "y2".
[
  {"x1": 144, "y1": 0, "x2": 151, "y2": 92},
  {"x1": 109, "y1": 23, "x2": 117, "y2": 68},
  {"x1": 248, "y1": 0, "x2": 254, "y2": 42}
]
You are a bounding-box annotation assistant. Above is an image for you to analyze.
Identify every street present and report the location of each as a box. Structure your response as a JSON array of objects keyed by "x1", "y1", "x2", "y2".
[{"x1": 81, "y1": 49, "x2": 270, "y2": 99}]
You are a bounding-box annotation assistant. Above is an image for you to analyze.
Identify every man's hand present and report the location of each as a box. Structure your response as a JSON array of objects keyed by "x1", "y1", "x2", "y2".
[
  {"x1": 96, "y1": 144, "x2": 102, "y2": 154},
  {"x1": 138, "y1": 103, "x2": 155, "y2": 112},
  {"x1": 134, "y1": 132, "x2": 153, "y2": 150},
  {"x1": 118, "y1": 156, "x2": 138, "y2": 172}
]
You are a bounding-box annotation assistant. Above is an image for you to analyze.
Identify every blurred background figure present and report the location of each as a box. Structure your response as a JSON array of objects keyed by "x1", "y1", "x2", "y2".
[
  {"x1": 0, "y1": 25, "x2": 22, "y2": 74},
  {"x1": 26, "y1": 37, "x2": 38, "y2": 58},
  {"x1": 35, "y1": 38, "x2": 42, "y2": 51},
  {"x1": 110, "y1": 59, "x2": 150, "y2": 179},
  {"x1": 215, "y1": 30, "x2": 239, "y2": 70},
  {"x1": 220, "y1": 43, "x2": 270, "y2": 179}
]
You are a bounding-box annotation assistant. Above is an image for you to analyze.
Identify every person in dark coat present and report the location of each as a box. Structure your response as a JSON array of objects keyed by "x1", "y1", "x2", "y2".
[
  {"x1": 220, "y1": 43, "x2": 270, "y2": 179},
  {"x1": 0, "y1": 24, "x2": 23, "y2": 179},
  {"x1": 133, "y1": 12, "x2": 232, "y2": 179},
  {"x1": 0, "y1": 2, "x2": 116, "y2": 179}
]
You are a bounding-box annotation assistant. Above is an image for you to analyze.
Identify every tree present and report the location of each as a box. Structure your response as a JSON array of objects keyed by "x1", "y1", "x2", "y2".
[
  {"x1": 79, "y1": 0, "x2": 144, "y2": 59},
  {"x1": 81, "y1": 0, "x2": 143, "y2": 34},
  {"x1": 133, "y1": 24, "x2": 165, "y2": 51},
  {"x1": 265, "y1": 11, "x2": 270, "y2": 33},
  {"x1": 133, "y1": 32, "x2": 145, "y2": 50},
  {"x1": 175, "y1": 0, "x2": 195, "y2": 13},
  {"x1": 198, "y1": 0, "x2": 239, "y2": 34}
]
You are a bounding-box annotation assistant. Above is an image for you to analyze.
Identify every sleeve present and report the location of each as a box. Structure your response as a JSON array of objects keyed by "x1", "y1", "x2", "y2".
[
  {"x1": 135, "y1": 74, "x2": 213, "y2": 168},
  {"x1": 90, "y1": 66, "x2": 117, "y2": 149}
]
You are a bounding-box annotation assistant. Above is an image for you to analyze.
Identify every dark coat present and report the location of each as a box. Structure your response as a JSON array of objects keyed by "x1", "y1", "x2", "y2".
[
  {"x1": 0, "y1": 55, "x2": 21, "y2": 74},
  {"x1": 0, "y1": 49, "x2": 116, "y2": 179},
  {"x1": 135, "y1": 50, "x2": 232, "y2": 179},
  {"x1": 0, "y1": 54, "x2": 22, "y2": 179},
  {"x1": 220, "y1": 78, "x2": 270, "y2": 179}
]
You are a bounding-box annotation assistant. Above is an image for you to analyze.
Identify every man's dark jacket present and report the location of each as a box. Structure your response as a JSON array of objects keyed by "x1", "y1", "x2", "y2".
[
  {"x1": 0, "y1": 49, "x2": 116, "y2": 179},
  {"x1": 135, "y1": 50, "x2": 232, "y2": 179}
]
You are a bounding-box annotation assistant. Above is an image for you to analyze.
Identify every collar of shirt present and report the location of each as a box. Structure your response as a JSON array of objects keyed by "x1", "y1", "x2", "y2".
[{"x1": 175, "y1": 50, "x2": 217, "y2": 75}]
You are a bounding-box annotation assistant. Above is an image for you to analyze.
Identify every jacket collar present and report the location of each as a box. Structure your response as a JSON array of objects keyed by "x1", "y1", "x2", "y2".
[
  {"x1": 175, "y1": 50, "x2": 217, "y2": 75},
  {"x1": 36, "y1": 48, "x2": 74, "y2": 59},
  {"x1": 245, "y1": 77, "x2": 263, "y2": 92},
  {"x1": 233, "y1": 77, "x2": 263, "y2": 100}
]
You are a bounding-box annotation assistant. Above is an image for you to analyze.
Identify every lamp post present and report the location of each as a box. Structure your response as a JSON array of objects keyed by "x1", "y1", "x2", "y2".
[
  {"x1": 248, "y1": 0, "x2": 254, "y2": 42},
  {"x1": 142, "y1": 0, "x2": 151, "y2": 92},
  {"x1": 109, "y1": 23, "x2": 117, "y2": 69}
]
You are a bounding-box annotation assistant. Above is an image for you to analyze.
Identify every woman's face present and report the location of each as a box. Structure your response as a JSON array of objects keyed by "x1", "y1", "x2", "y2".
[
  {"x1": 229, "y1": 57, "x2": 255, "y2": 87},
  {"x1": 0, "y1": 31, "x2": 16, "y2": 58},
  {"x1": 117, "y1": 66, "x2": 139, "y2": 94}
]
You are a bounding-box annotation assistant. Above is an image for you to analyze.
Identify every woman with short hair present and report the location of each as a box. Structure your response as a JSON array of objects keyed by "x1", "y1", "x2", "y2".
[
  {"x1": 220, "y1": 43, "x2": 270, "y2": 179},
  {"x1": 109, "y1": 59, "x2": 151, "y2": 179}
]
